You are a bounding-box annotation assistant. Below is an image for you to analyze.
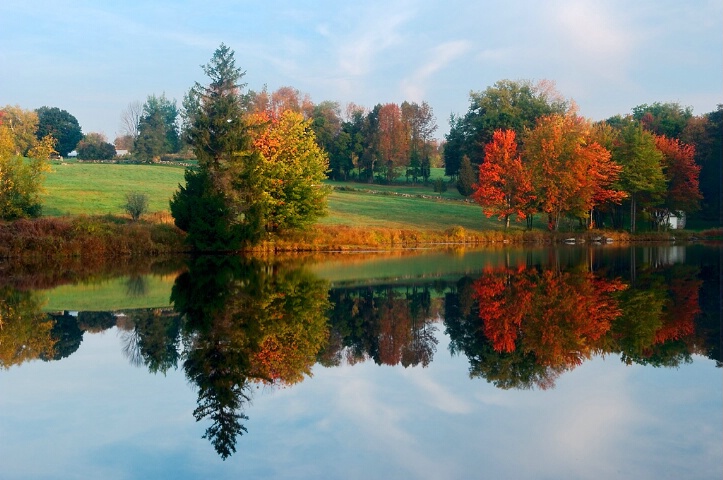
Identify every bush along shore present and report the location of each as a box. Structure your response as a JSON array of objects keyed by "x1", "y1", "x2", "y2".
[
  {"x1": 0, "y1": 216, "x2": 186, "y2": 260},
  {"x1": 1, "y1": 216, "x2": 721, "y2": 260}
]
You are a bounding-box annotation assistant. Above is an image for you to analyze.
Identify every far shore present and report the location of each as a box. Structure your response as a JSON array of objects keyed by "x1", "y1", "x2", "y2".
[{"x1": 1, "y1": 215, "x2": 721, "y2": 261}]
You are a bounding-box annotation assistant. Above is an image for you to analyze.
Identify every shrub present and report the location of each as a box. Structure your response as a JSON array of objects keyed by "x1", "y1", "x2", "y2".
[
  {"x1": 433, "y1": 178, "x2": 447, "y2": 193},
  {"x1": 124, "y1": 192, "x2": 149, "y2": 221}
]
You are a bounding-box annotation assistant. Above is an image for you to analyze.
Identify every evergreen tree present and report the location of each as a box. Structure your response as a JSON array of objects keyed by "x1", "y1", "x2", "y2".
[
  {"x1": 135, "y1": 94, "x2": 180, "y2": 162},
  {"x1": 171, "y1": 44, "x2": 264, "y2": 250},
  {"x1": 456, "y1": 155, "x2": 476, "y2": 197}
]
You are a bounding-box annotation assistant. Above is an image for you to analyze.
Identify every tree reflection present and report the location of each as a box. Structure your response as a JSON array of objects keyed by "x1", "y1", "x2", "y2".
[
  {"x1": 323, "y1": 284, "x2": 439, "y2": 367},
  {"x1": 444, "y1": 254, "x2": 716, "y2": 389},
  {"x1": 445, "y1": 276, "x2": 561, "y2": 390},
  {"x1": 614, "y1": 264, "x2": 702, "y2": 367},
  {"x1": 0, "y1": 286, "x2": 55, "y2": 367},
  {"x1": 171, "y1": 255, "x2": 330, "y2": 459},
  {"x1": 120, "y1": 309, "x2": 182, "y2": 373}
]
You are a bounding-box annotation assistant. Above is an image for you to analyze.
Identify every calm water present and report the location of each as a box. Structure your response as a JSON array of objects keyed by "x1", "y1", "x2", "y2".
[{"x1": 0, "y1": 245, "x2": 721, "y2": 480}]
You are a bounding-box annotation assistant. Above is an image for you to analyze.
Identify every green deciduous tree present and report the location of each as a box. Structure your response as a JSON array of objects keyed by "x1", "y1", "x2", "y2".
[
  {"x1": 76, "y1": 132, "x2": 116, "y2": 160},
  {"x1": 613, "y1": 121, "x2": 666, "y2": 233},
  {"x1": 464, "y1": 79, "x2": 568, "y2": 161},
  {"x1": 135, "y1": 94, "x2": 180, "y2": 162},
  {"x1": 35, "y1": 106, "x2": 82, "y2": 157},
  {"x1": 124, "y1": 191, "x2": 149, "y2": 221},
  {"x1": 632, "y1": 102, "x2": 692, "y2": 139},
  {"x1": 251, "y1": 110, "x2": 331, "y2": 233},
  {"x1": 310, "y1": 101, "x2": 354, "y2": 181},
  {"x1": 402, "y1": 101, "x2": 437, "y2": 183}
]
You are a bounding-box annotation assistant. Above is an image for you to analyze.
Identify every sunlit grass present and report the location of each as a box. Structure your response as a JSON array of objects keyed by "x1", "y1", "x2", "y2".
[
  {"x1": 42, "y1": 162, "x2": 185, "y2": 216},
  {"x1": 39, "y1": 162, "x2": 541, "y2": 232},
  {"x1": 322, "y1": 189, "x2": 520, "y2": 232}
]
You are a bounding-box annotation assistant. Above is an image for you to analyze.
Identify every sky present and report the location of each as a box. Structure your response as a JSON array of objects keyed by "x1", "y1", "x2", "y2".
[{"x1": 1, "y1": 0, "x2": 721, "y2": 141}]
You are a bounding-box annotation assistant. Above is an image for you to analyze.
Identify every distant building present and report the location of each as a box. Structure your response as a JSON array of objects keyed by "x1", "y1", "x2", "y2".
[
  {"x1": 116, "y1": 149, "x2": 130, "y2": 157},
  {"x1": 668, "y1": 211, "x2": 686, "y2": 229}
]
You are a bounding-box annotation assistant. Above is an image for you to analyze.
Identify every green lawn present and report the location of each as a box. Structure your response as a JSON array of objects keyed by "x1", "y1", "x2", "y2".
[
  {"x1": 42, "y1": 162, "x2": 185, "y2": 216},
  {"x1": 326, "y1": 178, "x2": 463, "y2": 200},
  {"x1": 322, "y1": 189, "x2": 511, "y2": 231},
  {"x1": 39, "y1": 162, "x2": 527, "y2": 231}
]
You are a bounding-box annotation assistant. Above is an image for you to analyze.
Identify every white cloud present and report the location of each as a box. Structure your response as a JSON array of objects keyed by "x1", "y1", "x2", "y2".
[
  {"x1": 402, "y1": 40, "x2": 472, "y2": 102},
  {"x1": 403, "y1": 366, "x2": 473, "y2": 414},
  {"x1": 555, "y1": 1, "x2": 634, "y2": 59}
]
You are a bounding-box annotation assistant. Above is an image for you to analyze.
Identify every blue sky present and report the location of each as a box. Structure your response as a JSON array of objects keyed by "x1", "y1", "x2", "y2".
[{"x1": 1, "y1": 0, "x2": 721, "y2": 141}]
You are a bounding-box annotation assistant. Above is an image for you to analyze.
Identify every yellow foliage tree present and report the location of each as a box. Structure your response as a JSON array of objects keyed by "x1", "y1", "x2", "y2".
[{"x1": 0, "y1": 108, "x2": 54, "y2": 219}]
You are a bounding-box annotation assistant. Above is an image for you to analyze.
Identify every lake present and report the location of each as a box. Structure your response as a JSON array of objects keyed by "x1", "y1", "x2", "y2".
[{"x1": 0, "y1": 244, "x2": 721, "y2": 480}]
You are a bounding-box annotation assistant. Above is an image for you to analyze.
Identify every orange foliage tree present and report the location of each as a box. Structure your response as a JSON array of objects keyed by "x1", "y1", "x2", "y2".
[
  {"x1": 570, "y1": 142, "x2": 626, "y2": 228},
  {"x1": 652, "y1": 135, "x2": 702, "y2": 228},
  {"x1": 472, "y1": 129, "x2": 535, "y2": 229},
  {"x1": 377, "y1": 103, "x2": 410, "y2": 183},
  {"x1": 523, "y1": 113, "x2": 623, "y2": 230}
]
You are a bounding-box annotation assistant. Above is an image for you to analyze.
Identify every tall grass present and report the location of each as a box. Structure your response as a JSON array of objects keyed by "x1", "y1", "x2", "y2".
[{"x1": 0, "y1": 216, "x2": 186, "y2": 259}]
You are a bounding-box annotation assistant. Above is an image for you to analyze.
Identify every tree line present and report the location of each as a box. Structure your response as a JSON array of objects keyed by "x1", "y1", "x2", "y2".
[
  {"x1": 445, "y1": 80, "x2": 721, "y2": 230},
  {"x1": 119, "y1": 76, "x2": 720, "y2": 232},
  {"x1": 3, "y1": 46, "x2": 720, "y2": 232}
]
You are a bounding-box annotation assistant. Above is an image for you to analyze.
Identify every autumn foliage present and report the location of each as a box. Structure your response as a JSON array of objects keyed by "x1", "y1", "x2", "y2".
[
  {"x1": 250, "y1": 109, "x2": 332, "y2": 233},
  {"x1": 472, "y1": 129, "x2": 535, "y2": 228},
  {"x1": 653, "y1": 135, "x2": 702, "y2": 224}
]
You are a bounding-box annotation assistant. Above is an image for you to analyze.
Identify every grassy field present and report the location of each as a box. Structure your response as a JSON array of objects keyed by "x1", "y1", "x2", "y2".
[
  {"x1": 41, "y1": 162, "x2": 522, "y2": 232},
  {"x1": 322, "y1": 189, "x2": 506, "y2": 231},
  {"x1": 43, "y1": 161, "x2": 185, "y2": 216}
]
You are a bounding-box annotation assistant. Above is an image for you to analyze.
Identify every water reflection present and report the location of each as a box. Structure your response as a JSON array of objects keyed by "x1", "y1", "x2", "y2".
[
  {"x1": 171, "y1": 255, "x2": 330, "y2": 458},
  {"x1": 444, "y1": 261, "x2": 711, "y2": 390},
  {"x1": 323, "y1": 285, "x2": 438, "y2": 367},
  {"x1": 0, "y1": 245, "x2": 720, "y2": 459}
]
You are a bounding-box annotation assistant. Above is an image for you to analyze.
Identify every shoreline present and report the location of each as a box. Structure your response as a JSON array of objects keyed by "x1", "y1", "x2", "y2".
[{"x1": 1, "y1": 216, "x2": 721, "y2": 260}]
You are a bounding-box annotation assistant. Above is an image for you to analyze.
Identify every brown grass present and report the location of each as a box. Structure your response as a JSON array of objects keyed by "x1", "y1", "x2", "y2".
[
  {"x1": 0, "y1": 216, "x2": 187, "y2": 260},
  {"x1": 3, "y1": 217, "x2": 719, "y2": 260}
]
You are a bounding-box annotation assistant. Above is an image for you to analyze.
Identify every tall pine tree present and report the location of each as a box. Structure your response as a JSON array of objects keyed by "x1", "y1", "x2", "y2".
[{"x1": 171, "y1": 44, "x2": 264, "y2": 250}]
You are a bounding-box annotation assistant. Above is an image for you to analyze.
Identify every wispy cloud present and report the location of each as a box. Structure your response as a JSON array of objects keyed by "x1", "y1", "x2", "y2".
[
  {"x1": 336, "y1": 11, "x2": 413, "y2": 77},
  {"x1": 402, "y1": 41, "x2": 472, "y2": 102},
  {"x1": 336, "y1": 375, "x2": 454, "y2": 479},
  {"x1": 403, "y1": 366, "x2": 473, "y2": 414}
]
